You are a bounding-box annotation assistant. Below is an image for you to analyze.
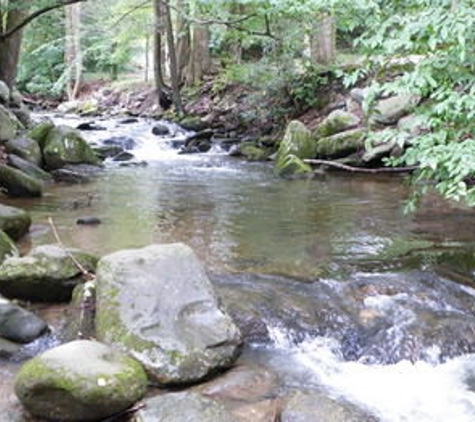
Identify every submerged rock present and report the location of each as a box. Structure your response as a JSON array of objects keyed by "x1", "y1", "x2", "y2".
[
  {"x1": 133, "y1": 392, "x2": 238, "y2": 422},
  {"x1": 152, "y1": 123, "x2": 171, "y2": 136},
  {"x1": 0, "y1": 204, "x2": 31, "y2": 241},
  {"x1": 0, "y1": 165, "x2": 43, "y2": 197},
  {"x1": 281, "y1": 391, "x2": 378, "y2": 422},
  {"x1": 102, "y1": 135, "x2": 136, "y2": 150},
  {"x1": 5, "y1": 138, "x2": 42, "y2": 166},
  {"x1": 51, "y1": 164, "x2": 103, "y2": 184},
  {"x1": 43, "y1": 125, "x2": 101, "y2": 170},
  {"x1": 0, "y1": 297, "x2": 48, "y2": 343},
  {"x1": 95, "y1": 243, "x2": 242, "y2": 385},
  {"x1": 0, "y1": 245, "x2": 98, "y2": 302},
  {"x1": 15, "y1": 340, "x2": 148, "y2": 422}
]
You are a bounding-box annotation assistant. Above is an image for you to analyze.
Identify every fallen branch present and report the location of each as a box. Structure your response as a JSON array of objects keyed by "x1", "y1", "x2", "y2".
[
  {"x1": 48, "y1": 217, "x2": 95, "y2": 281},
  {"x1": 304, "y1": 159, "x2": 419, "y2": 174}
]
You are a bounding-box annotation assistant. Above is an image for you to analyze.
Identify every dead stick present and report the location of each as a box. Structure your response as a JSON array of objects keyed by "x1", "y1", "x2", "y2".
[
  {"x1": 48, "y1": 217, "x2": 95, "y2": 281},
  {"x1": 304, "y1": 159, "x2": 419, "y2": 174}
]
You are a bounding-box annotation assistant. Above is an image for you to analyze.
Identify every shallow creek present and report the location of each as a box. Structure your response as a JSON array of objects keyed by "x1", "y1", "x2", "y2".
[{"x1": 3, "y1": 115, "x2": 475, "y2": 421}]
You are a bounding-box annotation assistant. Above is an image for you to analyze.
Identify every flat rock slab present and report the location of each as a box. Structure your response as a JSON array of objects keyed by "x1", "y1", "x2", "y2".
[
  {"x1": 14, "y1": 340, "x2": 148, "y2": 422},
  {"x1": 95, "y1": 243, "x2": 242, "y2": 385}
]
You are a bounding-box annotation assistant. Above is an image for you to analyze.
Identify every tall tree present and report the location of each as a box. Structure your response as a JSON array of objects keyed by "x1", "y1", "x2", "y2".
[
  {"x1": 65, "y1": 2, "x2": 82, "y2": 100},
  {"x1": 310, "y1": 13, "x2": 336, "y2": 65}
]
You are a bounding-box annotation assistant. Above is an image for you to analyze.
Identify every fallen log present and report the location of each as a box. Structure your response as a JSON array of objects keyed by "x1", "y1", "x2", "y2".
[{"x1": 304, "y1": 159, "x2": 419, "y2": 174}]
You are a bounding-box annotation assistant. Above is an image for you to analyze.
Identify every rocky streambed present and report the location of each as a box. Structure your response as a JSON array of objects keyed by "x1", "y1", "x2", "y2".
[{"x1": 2, "y1": 96, "x2": 475, "y2": 420}]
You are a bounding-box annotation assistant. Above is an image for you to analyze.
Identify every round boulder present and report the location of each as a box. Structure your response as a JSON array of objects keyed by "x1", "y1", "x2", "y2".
[
  {"x1": 0, "y1": 204, "x2": 31, "y2": 241},
  {"x1": 15, "y1": 340, "x2": 148, "y2": 422},
  {"x1": 0, "y1": 165, "x2": 43, "y2": 198},
  {"x1": 6, "y1": 138, "x2": 42, "y2": 166}
]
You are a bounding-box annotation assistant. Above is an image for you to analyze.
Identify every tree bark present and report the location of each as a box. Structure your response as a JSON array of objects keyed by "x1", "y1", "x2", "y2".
[
  {"x1": 186, "y1": 24, "x2": 211, "y2": 85},
  {"x1": 310, "y1": 13, "x2": 336, "y2": 66},
  {"x1": 153, "y1": 0, "x2": 166, "y2": 100},
  {"x1": 65, "y1": 2, "x2": 82, "y2": 100},
  {"x1": 175, "y1": 0, "x2": 190, "y2": 85},
  {"x1": 0, "y1": 0, "x2": 28, "y2": 88},
  {"x1": 164, "y1": 2, "x2": 184, "y2": 114}
]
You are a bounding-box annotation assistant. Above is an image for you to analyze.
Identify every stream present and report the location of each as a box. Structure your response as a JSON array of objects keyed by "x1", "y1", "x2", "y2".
[{"x1": 3, "y1": 114, "x2": 475, "y2": 421}]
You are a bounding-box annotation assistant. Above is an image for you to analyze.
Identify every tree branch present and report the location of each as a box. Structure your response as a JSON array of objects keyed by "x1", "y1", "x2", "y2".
[
  {"x1": 304, "y1": 159, "x2": 419, "y2": 174},
  {"x1": 0, "y1": 0, "x2": 88, "y2": 40}
]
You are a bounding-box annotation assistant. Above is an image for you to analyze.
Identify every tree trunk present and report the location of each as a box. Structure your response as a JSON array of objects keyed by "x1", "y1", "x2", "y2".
[
  {"x1": 153, "y1": 0, "x2": 166, "y2": 100},
  {"x1": 310, "y1": 13, "x2": 336, "y2": 66},
  {"x1": 0, "y1": 1, "x2": 28, "y2": 88},
  {"x1": 164, "y1": 2, "x2": 184, "y2": 114},
  {"x1": 65, "y1": 2, "x2": 82, "y2": 100},
  {"x1": 186, "y1": 25, "x2": 211, "y2": 85},
  {"x1": 175, "y1": 0, "x2": 190, "y2": 85}
]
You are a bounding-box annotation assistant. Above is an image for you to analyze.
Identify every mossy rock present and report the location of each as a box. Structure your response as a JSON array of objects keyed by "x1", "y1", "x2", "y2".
[
  {"x1": 239, "y1": 144, "x2": 269, "y2": 161},
  {"x1": 133, "y1": 392, "x2": 239, "y2": 422},
  {"x1": 0, "y1": 204, "x2": 31, "y2": 241},
  {"x1": 179, "y1": 116, "x2": 209, "y2": 132},
  {"x1": 14, "y1": 340, "x2": 148, "y2": 422},
  {"x1": 0, "y1": 80, "x2": 9, "y2": 104},
  {"x1": 315, "y1": 129, "x2": 366, "y2": 159},
  {"x1": 0, "y1": 165, "x2": 43, "y2": 198},
  {"x1": 276, "y1": 121, "x2": 316, "y2": 176},
  {"x1": 43, "y1": 125, "x2": 101, "y2": 170},
  {"x1": 7, "y1": 154, "x2": 53, "y2": 183},
  {"x1": 0, "y1": 230, "x2": 17, "y2": 264},
  {"x1": 27, "y1": 121, "x2": 55, "y2": 148},
  {"x1": 315, "y1": 110, "x2": 360, "y2": 138},
  {"x1": 371, "y1": 94, "x2": 421, "y2": 125},
  {"x1": 276, "y1": 154, "x2": 313, "y2": 177},
  {"x1": 0, "y1": 103, "x2": 22, "y2": 141},
  {"x1": 0, "y1": 245, "x2": 98, "y2": 302},
  {"x1": 6, "y1": 138, "x2": 42, "y2": 166},
  {"x1": 95, "y1": 243, "x2": 242, "y2": 386}
]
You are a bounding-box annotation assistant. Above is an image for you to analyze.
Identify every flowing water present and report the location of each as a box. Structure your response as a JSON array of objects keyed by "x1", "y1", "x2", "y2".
[{"x1": 4, "y1": 114, "x2": 475, "y2": 420}]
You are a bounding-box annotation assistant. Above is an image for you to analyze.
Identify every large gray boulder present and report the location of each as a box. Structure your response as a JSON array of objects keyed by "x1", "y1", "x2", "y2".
[
  {"x1": 14, "y1": 340, "x2": 148, "y2": 422},
  {"x1": 7, "y1": 154, "x2": 53, "y2": 183},
  {"x1": 0, "y1": 104, "x2": 22, "y2": 141},
  {"x1": 95, "y1": 243, "x2": 242, "y2": 385},
  {"x1": 133, "y1": 392, "x2": 238, "y2": 422},
  {"x1": 0, "y1": 245, "x2": 98, "y2": 302},
  {"x1": 6, "y1": 138, "x2": 42, "y2": 166},
  {"x1": 0, "y1": 230, "x2": 17, "y2": 264},
  {"x1": 43, "y1": 125, "x2": 101, "y2": 170},
  {"x1": 315, "y1": 129, "x2": 366, "y2": 159},
  {"x1": 0, "y1": 204, "x2": 31, "y2": 241},
  {"x1": 0, "y1": 80, "x2": 9, "y2": 104},
  {"x1": 0, "y1": 165, "x2": 43, "y2": 197},
  {"x1": 316, "y1": 110, "x2": 360, "y2": 138},
  {"x1": 371, "y1": 93, "x2": 420, "y2": 125},
  {"x1": 0, "y1": 297, "x2": 48, "y2": 343},
  {"x1": 281, "y1": 391, "x2": 378, "y2": 422}
]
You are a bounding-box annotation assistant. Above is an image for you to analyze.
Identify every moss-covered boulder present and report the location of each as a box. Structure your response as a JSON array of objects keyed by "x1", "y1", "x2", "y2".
[
  {"x1": 27, "y1": 121, "x2": 55, "y2": 147},
  {"x1": 0, "y1": 204, "x2": 31, "y2": 241},
  {"x1": 0, "y1": 165, "x2": 43, "y2": 197},
  {"x1": 0, "y1": 245, "x2": 98, "y2": 302},
  {"x1": 276, "y1": 121, "x2": 316, "y2": 176},
  {"x1": 0, "y1": 230, "x2": 17, "y2": 264},
  {"x1": 6, "y1": 138, "x2": 42, "y2": 166},
  {"x1": 179, "y1": 116, "x2": 209, "y2": 132},
  {"x1": 7, "y1": 154, "x2": 53, "y2": 182},
  {"x1": 95, "y1": 243, "x2": 242, "y2": 386},
  {"x1": 14, "y1": 340, "x2": 148, "y2": 422},
  {"x1": 239, "y1": 143, "x2": 269, "y2": 161},
  {"x1": 281, "y1": 391, "x2": 378, "y2": 422},
  {"x1": 315, "y1": 129, "x2": 366, "y2": 159},
  {"x1": 0, "y1": 104, "x2": 22, "y2": 141},
  {"x1": 133, "y1": 392, "x2": 238, "y2": 422},
  {"x1": 371, "y1": 93, "x2": 421, "y2": 125},
  {"x1": 0, "y1": 297, "x2": 48, "y2": 343},
  {"x1": 315, "y1": 110, "x2": 360, "y2": 138},
  {"x1": 43, "y1": 125, "x2": 101, "y2": 170},
  {"x1": 0, "y1": 80, "x2": 9, "y2": 104}
]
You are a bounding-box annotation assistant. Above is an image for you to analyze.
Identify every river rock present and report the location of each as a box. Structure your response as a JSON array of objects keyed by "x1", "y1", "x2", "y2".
[
  {"x1": 236, "y1": 144, "x2": 268, "y2": 161},
  {"x1": 76, "y1": 216, "x2": 101, "y2": 226},
  {"x1": 0, "y1": 104, "x2": 22, "y2": 141},
  {"x1": 14, "y1": 340, "x2": 148, "y2": 422},
  {"x1": 10, "y1": 104, "x2": 32, "y2": 128},
  {"x1": 0, "y1": 204, "x2": 31, "y2": 241},
  {"x1": 316, "y1": 110, "x2": 360, "y2": 138},
  {"x1": 95, "y1": 243, "x2": 242, "y2": 385},
  {"x1": 372, "y1": 94, "x2": 420, "y2": 125},
  {"x1": 7, "y1": 154, "x2": 53, "y2": 182},
  {"x1": 5, "y1": 138, "x2": 42, "y2": 166},
  {"x1": 51, "y1": 163, "x2": 102, "y2": 184},
  {"x1": 275, "y1": 121, "x2": 315, "y2": 176},
  {"x1": 152, "y1": 123, "x2": 171, "y2": 136},
  {"x1": 0, "y1": 336, "x2": 22, "y2": 358},
  {"x1": 0, "y1": 165, "x2": 43, "y2": 197},
  {"x1": 315, "y1": 128, "x2": 366, "y2": 159},
  {"x1": 0, "y1": 80, "x2": 9, "y2": 104},
  {"x1": 102, "y1": 135, "x2": 136, "y2": 150},
  {"x1": 76, "y1": 122, "x2": 106, "y2": 131},
  {"x1": 0, "y1": 245, "x2": 98, "y2": 302},
  {"x1": 0, "y1": 230, "x2": 17, "y2": 264},
  {"x1": 112, "y1": 151, "x2": 135, "y2": 162},
  {"x1": 132, "y1": 392, "x2": 238, "y2": 422},
  {"x1": 27, "y1": 121, "x2": 55, "y2": 147},
  {"x1": 180, "y1": 116, "x2": 209, "y2": 132},
  {"x1": 281, "y1": 391, "x2": 378, "y2": 422},
  {"x1": 0, "y1": 297, "x2": 48, "y2": 343},
  {"x1": 43, "y1": 125, "x2": 101, "y2": 170}
]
